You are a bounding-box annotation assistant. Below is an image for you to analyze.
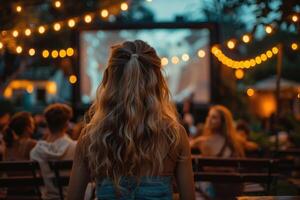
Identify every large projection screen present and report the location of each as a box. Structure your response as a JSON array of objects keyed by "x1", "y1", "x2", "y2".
[{"x1": 80, "y1": 28, "x2": 211, "y2": 104}]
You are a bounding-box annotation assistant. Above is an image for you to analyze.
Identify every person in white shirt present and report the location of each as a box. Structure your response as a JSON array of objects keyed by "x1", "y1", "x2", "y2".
[{"x1": 30, "y1": 103, "x2": 76, "y2": 200}]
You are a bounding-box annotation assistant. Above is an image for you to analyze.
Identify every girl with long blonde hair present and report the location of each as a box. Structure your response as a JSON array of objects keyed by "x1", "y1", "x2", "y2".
[{"x1": 68, "y1": 40, "x2": 195, "y2": 200}]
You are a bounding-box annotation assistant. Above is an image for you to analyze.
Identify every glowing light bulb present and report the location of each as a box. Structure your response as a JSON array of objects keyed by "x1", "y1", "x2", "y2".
[
  {"x1": 181, "y1": 53, "x2": 190, "y2": 61},
  {"x1": 242, "y1": 34, "x2": 250, "y2": 43},
  {"x1": 54, "y1": 0, "x2": 61, "y2": 8},
  {"x1": 272, "y1": 47, "x2": 279, "y2": 54},
  {"x1": 66, "y1": 48, "x2": 74, "y2": 56},
  {"x1": 59, "y1": 49, "x2": 66, "y2": 58},
  {"x1": 12, "y1": 30, "x2": 19, "y2": 37},
  {"x1": 16, "y1": 6, "x2": 22, "y2": 12},
  {"x1": 24, "y1": 28, "x2": 31, "y2": 36},
  {"x1": 247, "y1": 88, "x2": 255, "y2": 97},
  {"x1": 69, "y1": 75, "x2": 77, "y2": 84},
  {"x1": 51, "y1": 50, "x2": 59, "y2": 58},
  {"x1": 120, "y1": 2, "x2": 128, "y2": 11},
  {"x1": 38, "y1": 26, "x2": 45, "y2": 34},
  {"x1": 84, "y1": 15, "x2": 92, "y2": 23},
  {"x1": 101, "y1": 9, "x2": 109, "y2": 18},
  {"x1": 42, "y1": 50, "x2": 49, "y2": 58},
  {"x1": 53, "y1": 23, "x2": 61, "y2": 31},
  {"x1": 266, "y1": 50, "x2": 273, "y2": 58},
  {"x1": 291, "y1": 43, "x2": 298, "y2": 50},
  {"x1": 29, "y1": 48, "x2": 35, "y2": 56},
  {"x1": 68, "y1": 19, "x2": 76, "y2": 28},
  {"x1": 16, "y1": 46, "x2": 22, "y2": 54},
  {"x1": 198, "y1": 49, "x2": 206, "y2": 58},
  {"x1": 227, "y1": 40, "x2": 235, "y2": 49},
  {"x1": 171, "y1": 56, "x2": 179, "y2": 64},
  {"x1": 292, "y1": 15, "x2": 298, "y2": 22},
  {"x1": 161, "y1": 57, "x2": 168, "y2": 66},
  {"x1": 265, "y1": 25, "x2": 273, "y2": 34},
  {"x1": 0, "y1": 42, "x2": 3, "y2": 49},
  {"x1": 235, "y1": 69, "x2": 244, "y2": 79},
  {"x1": 261, "y1": 54, "x2": 267, "y2": 61}
]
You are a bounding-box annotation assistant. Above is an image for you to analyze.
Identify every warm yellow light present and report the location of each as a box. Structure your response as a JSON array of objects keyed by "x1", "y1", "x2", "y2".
[
  {"x1": 53, "y1": 23, "x2": 61, "y2": 31},
  {"x1": 68, "y1": 19, "x2": 76, "y2": 28},
  {"x1": 292, "y1": 15, "x2": 298, "y2": 22},
  {"x1": 47, "y1": 82, "x2": 57, "y2": 95},
  {"x1": 198, "y1": 49, "x2": 206, "y2": 58},
  {"x1": 171, "y1": 56, "x2": 179, "y2": 64},
  {"x1": 24, "y1": 28, "x2": 31, "y2": 36},
  {"x1": 291, "y1": 43, "x2": 298, "y2": 50},
  {"x1": 54, "y1": 0, "x2": 61, "y2": 8},
  {"x1": 4, "y1": 88, "x2": 13, "y2": 98},
  {"x1": 266, "y1": 50, "x2": 273, "y2": 58},
  {"x1": 265, "y1": 25, "x2": 273, "y2": 34},
  {"x1": 59, "y1": 49, "x2": 66, "y2": 58},
  {"x1": 235, "y1": 69, "x2": 244, "y2": 79},
  {"x1": 51, "y1": 50, "x2": 59, "y2": 58},
  {"x1": 244, "y1": 60, "x2": 251, "y2": 68},
  {"x1": 247, "y1": 88, "x2": 255, "y2": 97},
  {"x1": 0, "y1": 42, "x2": 3, "y2": 49},
  {"x1": 38, "y1": 26, "x2": 45, "y2": 34},
  {"x1": 120, "y1": 2, "x2": 128, "y2": 11},
  {"x1": 298, "y1": 93, "x2": 300, "y2": 99},
  {"x1": 69, "y1": 75, "x2": 77, "y2": 84},
  {"x1": 250, "y1": 59, "x2": 256, "y2": 67},
  {"x1": 29, "y1": 48, "x2": 35, "y2": 56},
  {"x1": 181, "y1": 53, "x2": 190, "y2": 61},
  {"x1": 211, "y1": 47, "x2": 218, "y2": 54},
  {"x1": 261, "y1": 53, "x2": 267, "y2": 61},
  {"x1": 84, "y1": 15, "x2": 92, "y2": 23},
  {"x1": 42, "y1": 50, "x2": 49, "y2": 58},
  {"x1": 161, "y1": 57, "x2": 168, "y2": 66},
  {"x1": 227, "y1": 40, "x2": 235, "y2": 49},
  {"x1": 101, "y1": 9, "x2": 109, "y2": 18},
  {"x1": 272, "y1": 47, "x2": 279, "y2": 54},
  {"x1": 26, "y1": 85, "x2": 34, "y2": 93},
  {"x1": 66, "y1": 48, "x2": 74, "y2": 56},
  {"x1": 16, "y1": 46, "x2": 22, "y2": 54},
  {"x1": 16, "y1": 6, "x2": 22, "y2": 12},
  {"x1": 242, "y1": 34, "x2": 250, "y2": 43},
  {"x1": 12, "y1": 30, "x2": 19, "y2": 37}
]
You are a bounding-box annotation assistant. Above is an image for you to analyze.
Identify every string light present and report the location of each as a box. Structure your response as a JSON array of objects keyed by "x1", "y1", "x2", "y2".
[
  {"x1": 66, "y1": 48, "x2": 74, "y2": 56},
  {"x1": 212, "y1": 46, "x2": 278, "y2": 69},
  {"x1": 227, "y1": 40, "x2": 235, "y2": 49},
  {"x1": 197, "y1": 49, "x2": 206, "y2": 58},
  {"x1": 16, "y1": 46, "x2": 22, "y2": 54},
  {"x1": 242, "y1": 34, "x2": 250, "y2": 43},
  {"x1": 38, "y1": 26, "x2": 45, "y2": 34},
  {"x1": 24, "y1": 28, "x2": 31, "y2": 36},
  {"x1": 68, "y1": 19, "x2": 76, "y2": 28},
  {"x1": 84, "y1": 15, "x2": 92, "y2": 23},
  {"x1": 69, "y1": 75, "x2": 77, "y2": 84},
  {"x1": 51, "y1": 50, "x2": 59, "y2": 58},
  {"x1": 0, "y1": 42, "x2": 3, "y2": 49},
  {"x1": 120, "y1": 2, "x2": 128, "y2": 11},
  {"x1": 247, "y1": 88, "x2": 255, "y2": 97},
  {"x1": 161, "y1": 57, "x2": 168, "y2": 66},
  {"x1": 54, "y1": 0, "x2": 61, "y2": 8},
  {"x1": 265, "y1": 25, "x2": 273, "y2": 34},
  {"x1": 42, "y1": 50, "x2": 49, "y2": 58},
  {"x1": 291, "y1": 43, "x2": 298, "y2": 50},
  {"x1": 235, "y1": 69, "x2": 244, "y2": 79},
  {"x1": 16, "y1": 5, "x2": 22, "y2": 12},
  {"x1": 171, "y1": 56, "x2": 179, "y2": 64},
  {"x1": 101, "y1": 9, "x2": 109, "y2": 18},
  {"x1": 29, "y1": 48, "x2": 35, "y2": 56},
  {"x1": 181, "y1": 53, "x2": 190, "y2": 61},
  {"x1": 292, "y1": 15, "x2": 298, "y2": 22},
  {"x1": 12, "y1": 30, "x2": 19, "y2": 37},
  {"x1": 53, "y1": 23, "x2": 61, "y2": 31},
  {"x1": 146, "y1": 0, "x2": 152, "y2": 2}
]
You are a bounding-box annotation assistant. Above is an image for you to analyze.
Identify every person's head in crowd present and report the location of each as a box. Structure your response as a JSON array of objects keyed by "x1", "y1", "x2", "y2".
[
  {"x1": 4, "y1": 112, "x2": 35, "y2": 148},
  {"x1": 0, "y1": 100, "x2": 14, "y2": 133},
  {"x1": 236, "y1": 120, "x2": 251, "y2": 139},
  {"x1": 204, "y1": 105, "x2": 244, "y2": 156},
  {"x1": 81, "y1": 40, "x2": 183, "y2": 188},
  {"x1": 44, "y1": 103, "x2": 73, "y2": 134}
]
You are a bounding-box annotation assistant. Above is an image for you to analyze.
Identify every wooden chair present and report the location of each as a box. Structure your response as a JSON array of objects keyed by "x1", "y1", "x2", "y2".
[
  {"x1": 0, "y1": 161, "x2": 44, "y2": 200},
  {"x1": 192, "y1": 156, "x2": 279, "y2": 195},
  {"x1": 48, "y1": 160, "x2": 73, "y2": 200}
]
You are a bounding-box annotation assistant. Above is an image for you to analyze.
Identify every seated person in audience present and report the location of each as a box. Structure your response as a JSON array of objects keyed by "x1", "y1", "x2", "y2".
[
  {"x1": 236, "y1": 120, "x2": 259, "y2": 152},
  {"x1": 3, "y1": 112, "x2": 36, "y2": 161},
  {"x1": 191, "y1": 105, "x2": 244, "y2": 200},
  {"x1": 30, "y1": 103, "x2": 76, "y2": 200}
]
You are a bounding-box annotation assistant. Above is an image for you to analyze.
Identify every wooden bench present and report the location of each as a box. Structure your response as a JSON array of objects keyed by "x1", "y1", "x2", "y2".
[
  {"x1": 192, "y1": 156, "x2": 279, "y2": 195},
  {"x1": 0, "y1": 161, "x2": 44, "y2": 200}
]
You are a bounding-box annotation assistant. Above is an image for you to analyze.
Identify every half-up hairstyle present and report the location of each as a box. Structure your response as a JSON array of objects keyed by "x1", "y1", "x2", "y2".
[{"x1": 80, "y1": 40, "x2": 181, "y2": 189}]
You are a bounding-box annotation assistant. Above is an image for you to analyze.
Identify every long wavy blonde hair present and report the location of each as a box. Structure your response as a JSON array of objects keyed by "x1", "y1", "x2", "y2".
[
  {"x1": 204, "y1": 105, "x2": 244, "y2": 157},
  {"x1": 81, "y1": 40, "x2": 181, "y2": 187}
]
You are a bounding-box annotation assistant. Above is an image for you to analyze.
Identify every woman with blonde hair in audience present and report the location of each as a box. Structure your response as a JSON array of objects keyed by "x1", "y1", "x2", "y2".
[{"x1": 68, "y1": 40, "x2": 195, "y2": 200}]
